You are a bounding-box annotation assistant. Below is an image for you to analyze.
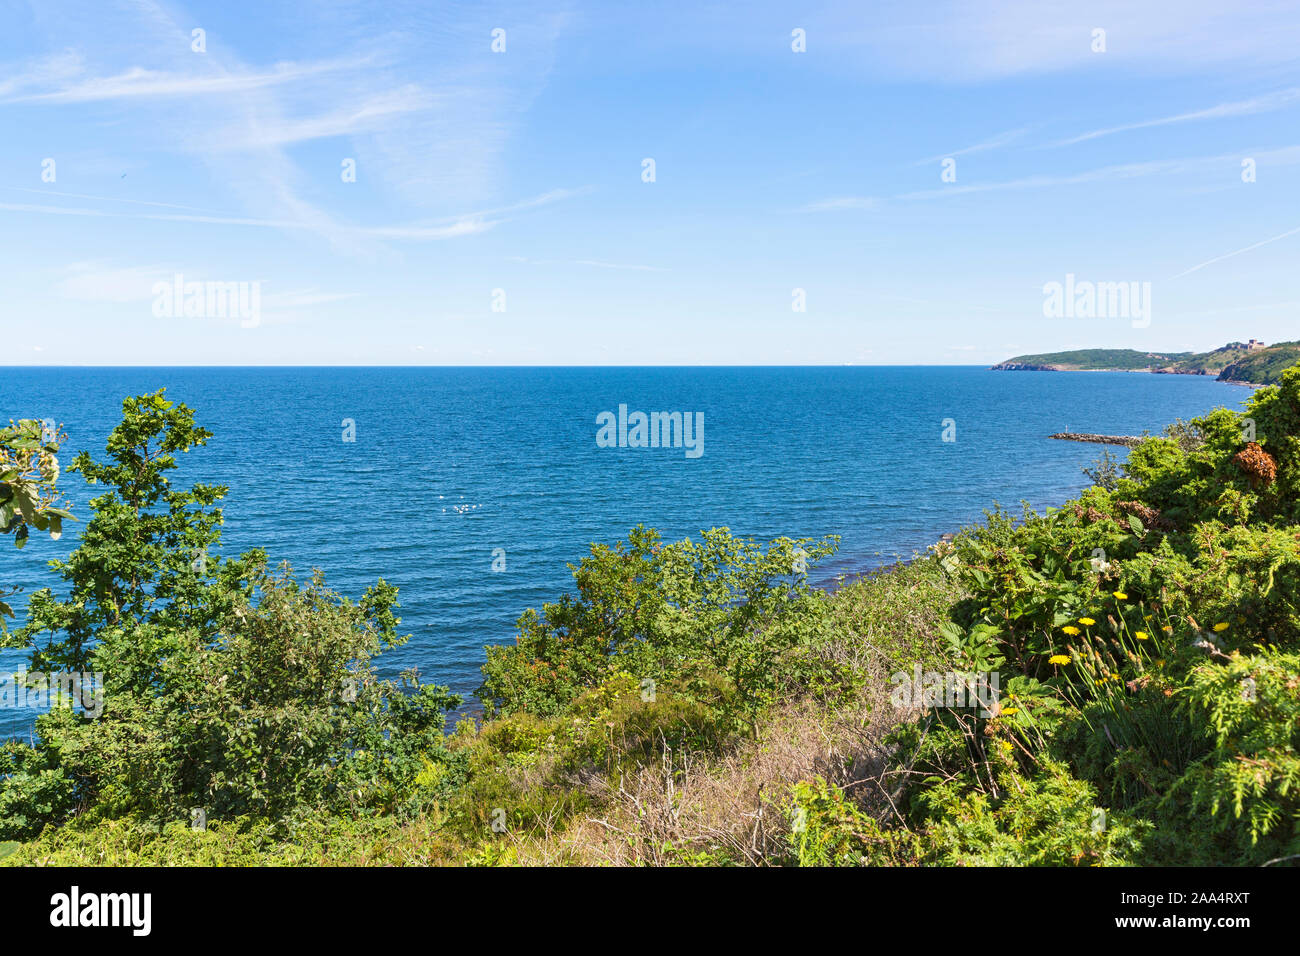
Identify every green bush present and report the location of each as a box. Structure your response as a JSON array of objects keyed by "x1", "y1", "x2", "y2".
[
  {"x1": 0, "y1": 740, "x2": 77, "y2": 840},
  {"x1": 787, "y1": 777, "x2": 920, "y2": 866},
  {"x1": 891, "y1": 364, "x2": 1300, "y2": 864},
  {"x1": 479, "y1": 526, "x2": 852, "y2": 736},
  {"x1": 1169, "y1": 647, "x2": 1300, "y2": 861},
  {"x1": 915, "y1": 758, "x2": 1148, "y2": 866}
]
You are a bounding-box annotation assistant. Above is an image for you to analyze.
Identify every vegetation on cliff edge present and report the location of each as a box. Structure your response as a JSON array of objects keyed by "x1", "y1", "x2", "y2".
[{"x1": 3, "y1": 365, "x2": 1300, "y2": 866}]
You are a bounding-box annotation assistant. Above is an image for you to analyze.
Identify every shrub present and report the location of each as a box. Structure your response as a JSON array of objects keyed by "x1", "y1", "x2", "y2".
[
  {"x1": 915, "y1": 758, "x2": 1148, "y2": 866},
  {"x1": 479, "y1": 526, "x2": 851, "y2": 736},
  {"x1": 787, "y1": 777, "x2": 920, "y2": 866},
  {"x1": 1170, "y1": 647, "x2": 1300, "y2": 861}
]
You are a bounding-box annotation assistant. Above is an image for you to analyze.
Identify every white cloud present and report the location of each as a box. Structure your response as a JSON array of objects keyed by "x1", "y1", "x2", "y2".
[
  {"x1": 826, "y1": 0, "x2": 1300, "y2": 82},
  {"x1": 1, "y1": 56, "x2": 370, "y2": 104},
  {"x1": 1172, "y1": 225, "x2": 1300, "y2": 279},
  {"x1": 571, "y1": 260, "x2": 665, "y2": 272},
  {"x1": 0, "y1": 187, "x2": 584, "y2": 242},
  {"x1": 0, "y1": 51, "x2": 84, "y2": 99},
  {"x1": 3, "y1": 0, "x2": 574, "y2": 254},
  {"x1": 913, "y1": 127, "x2": 1029, "y2": 165},
  {"x1": 1046, "y1": 88, "x2": 1300, "y2": 148},
  {"x1": 801, "y1": 196, "x2": 879, "y2": 212},
  {"x1": 194, "y1": 85, "x2": 437, "y2": 151},
  {"x1": 894, "y1": 144, "x2": 1300, "y2": 201},
  {"x1": 4, "y1": 186, "x2": 216, "y2": 213}
]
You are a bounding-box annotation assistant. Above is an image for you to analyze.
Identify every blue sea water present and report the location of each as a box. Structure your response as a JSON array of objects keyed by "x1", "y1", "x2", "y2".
[{"x1": 0, "y1": 366, "x2": 1250, "y2": 738}]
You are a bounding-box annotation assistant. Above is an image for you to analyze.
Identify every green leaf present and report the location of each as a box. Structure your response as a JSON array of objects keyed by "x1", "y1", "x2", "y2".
[
  {"x1": 11, "y1": 485, "x2": 38, "y2": 523},
  {"x1": 938, "y1": 620, "x2": 964, "y2": 643}
]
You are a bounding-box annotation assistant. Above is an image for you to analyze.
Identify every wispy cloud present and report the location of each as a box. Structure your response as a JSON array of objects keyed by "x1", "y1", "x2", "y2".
[
  {"x1": 829, "y1": 0, "x2": 1300, "y2": 82},
  {"x1": 4, "y1": 186, "x2": 218, "y2": 213},
  {"x1": 0, "y1": 202, "x2": 493, "y2": 241},
  {"x1": 572, "y1": 259, "x2": 665, "y2": 272},
  {"x1": 1046, "y1": 87, "x2": 1300, "y2": 148},
  {"x1": 802, "y1": 154, "x2": 1203, "y2": 211},
  {"x1": 461, "y1": 188, "x2": 594, "y2": 220},
  {"x1": 0, "y1": 51, "x2": 84, "y2": 99},
  {"x1": 1172, "y1": 225, "x2": 1300, "y2": 279},
  {"x1": 912, "y1": 127, "x2": 1028, "y2": 165},
  {"x1": 800, "y1": 196, "x2": 879, "y2": 212},
  {"x1": 3, "y1": 0, "x2": 572, "y2": 252},
  {"x1": 194, "y1": 85, "x2": 437, "y2": 150},
  {"x1": 803, "y1": 146, "x2": 1300, "y2": 212},
  {"x1": 507, "y1": 254, "x2": 665, "y2": 272},
  {"x1": 0, "y1": 187, "x2": 584, "y2": 242},
  {"x1": 893, "y1": 144, "x2": 1300, "y2": 201},
  {"x1": 358, "y1": 219, "x2": 495, "y2": 241},
  {"x1": 896, "y1": 157, "x2": 1196, "y2": 200},
  {"x1": 1, "y1": 56, "x2": 370, "y2": 104}
]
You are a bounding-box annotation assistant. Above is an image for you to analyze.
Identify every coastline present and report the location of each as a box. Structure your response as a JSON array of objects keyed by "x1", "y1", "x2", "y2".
[
  {"x1": 991, "y1": 366, "x2": 1263, "y2": 385},
  {"x1": 991, "y1": 341, "x2": 1300, "y2": 386}
]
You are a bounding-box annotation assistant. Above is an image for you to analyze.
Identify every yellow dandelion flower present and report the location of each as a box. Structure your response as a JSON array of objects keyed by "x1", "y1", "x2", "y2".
[
  {"x1": 1001, "y1": 707, "x2": 1018, "y2": 716},
  {"x1": 1114, "y1": 592, "x2": 1128, "y2": 600},
  {"x1": 1213, "y1": 622, "x2": 1229, "y2": 632},
  {"x1": 1079, "y1": 617, "x2": 1096, "y2": 627},
  {"x1": 1062, "y1": 625, "x2": 1081, "y2": 636},
  {"x1": 1000, "y1": 741, "x2": 1013, "y2": 752},
  {"x1": 1135, "y1": 631, "x2": 1149, "y2": 640},
  {"x1": 1049, "y1": 654, "x2": 1071, "y2": 665},
  {"x1": 1162, "y1": 625, "x2": 1173, "y2": 633}
]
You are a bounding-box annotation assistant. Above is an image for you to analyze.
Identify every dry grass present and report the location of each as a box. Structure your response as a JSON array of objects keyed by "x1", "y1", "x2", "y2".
[
  {"x1": 502, "y1": 669, "x2": 915, "y2": 866},
  {"x1": 479, "y1": 559, "x2": 959, "y2": 866}
]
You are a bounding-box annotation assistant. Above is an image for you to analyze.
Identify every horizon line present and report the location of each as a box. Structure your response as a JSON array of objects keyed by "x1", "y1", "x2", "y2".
[{"x1": 5, "y1": 362, "x2": 1006, "y2": 370}]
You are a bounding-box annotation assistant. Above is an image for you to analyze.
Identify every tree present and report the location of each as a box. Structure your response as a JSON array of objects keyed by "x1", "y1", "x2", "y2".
[
  {"x1": 2, "y1": 391, "x2": 459, "y2": 833},
  {"x1": 11, "y1": 391, "x2": 239, "y2": 678}
]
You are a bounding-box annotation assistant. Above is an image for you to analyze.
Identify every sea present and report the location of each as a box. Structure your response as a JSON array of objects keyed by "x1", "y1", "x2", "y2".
[{"x1": 0, "y1": 366, "x2": 1251, "y2": 738}]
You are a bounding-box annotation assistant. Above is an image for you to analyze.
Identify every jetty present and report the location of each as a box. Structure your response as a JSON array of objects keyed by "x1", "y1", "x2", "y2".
[{"x1": 1048, "y1": 432, "x2": 1143, "y2": 447}]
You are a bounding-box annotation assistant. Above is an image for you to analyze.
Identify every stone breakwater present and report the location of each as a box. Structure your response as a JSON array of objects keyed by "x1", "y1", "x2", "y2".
[{"x1": 1048, "y1": 432, "x2": 1143, "y2": 447}]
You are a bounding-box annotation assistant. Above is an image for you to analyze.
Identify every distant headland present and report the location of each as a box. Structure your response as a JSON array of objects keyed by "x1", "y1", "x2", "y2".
[{"x1": 992, "y1": 340, "x2": 1300, "y2": 385}]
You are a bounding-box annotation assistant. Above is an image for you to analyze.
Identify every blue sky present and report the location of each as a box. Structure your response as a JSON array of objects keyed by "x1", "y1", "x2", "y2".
[{"x1": 2, "y1": 0, "x2": 1299, "y2": 365}]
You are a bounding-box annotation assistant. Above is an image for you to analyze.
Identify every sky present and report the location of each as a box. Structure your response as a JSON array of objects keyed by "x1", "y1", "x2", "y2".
[{"x1": 2, "y1": 0, "x2": 1299, "y2": 366}]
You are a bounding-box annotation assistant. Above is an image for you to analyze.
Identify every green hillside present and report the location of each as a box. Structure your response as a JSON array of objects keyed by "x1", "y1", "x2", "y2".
[
  {"x1": 994, "y1": 341, "x2": 1299, "y2": 384},
  {"x1": 1218, "y1": 341, "x2": 1300, "y2": 384},
  {"x1": 992, "y1": 348, "x2": 1190, "y2": 371}
]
